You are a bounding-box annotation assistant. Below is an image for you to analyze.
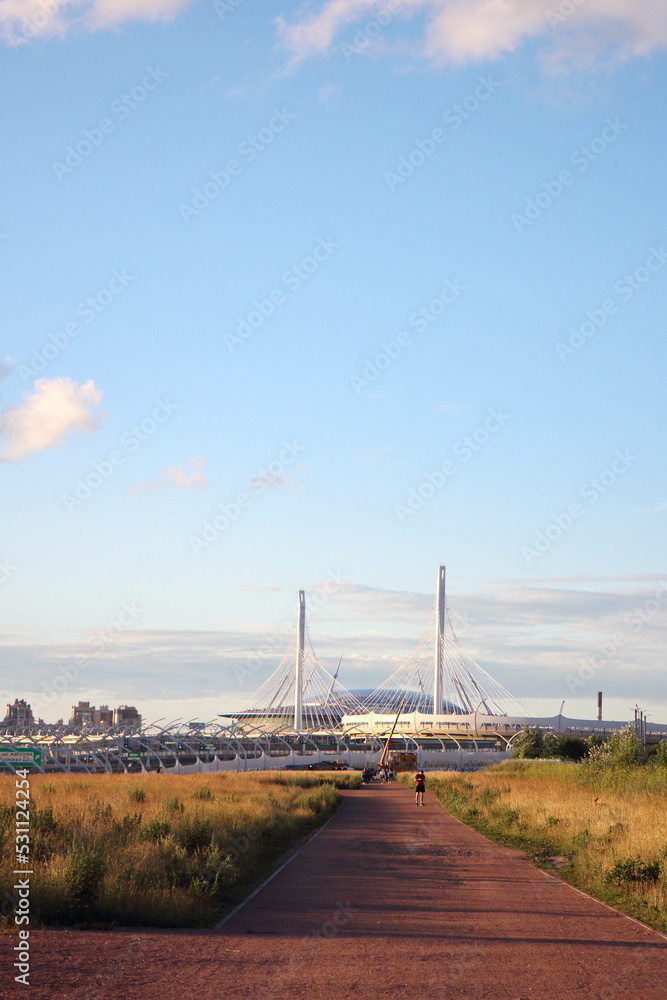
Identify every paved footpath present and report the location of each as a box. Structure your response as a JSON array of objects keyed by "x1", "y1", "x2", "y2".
[{"x1": 2, "y1": 783, "x2": 666, "y2": 1000}]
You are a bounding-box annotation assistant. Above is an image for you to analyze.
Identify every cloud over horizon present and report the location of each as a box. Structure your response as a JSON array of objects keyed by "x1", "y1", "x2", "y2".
[
  {"x1": 0, "y1": 377, "x2": 105, "y2": 461},
  {"x1": 275, "y1": 0, "x2": 667, "y2": 72}
]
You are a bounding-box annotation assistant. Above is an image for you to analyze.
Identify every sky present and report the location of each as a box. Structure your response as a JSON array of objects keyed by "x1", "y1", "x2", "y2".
[{"x1": 1, "y1": 0, "x2": 666, "y2": 727}]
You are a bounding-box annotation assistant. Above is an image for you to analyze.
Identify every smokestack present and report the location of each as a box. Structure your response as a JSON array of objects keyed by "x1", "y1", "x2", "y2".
[{"x1": 597, "y1": 691, "x2": 602, "y2": 722}]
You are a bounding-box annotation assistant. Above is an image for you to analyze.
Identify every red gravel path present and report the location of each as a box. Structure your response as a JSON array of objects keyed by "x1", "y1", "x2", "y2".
[{"x1": 2, "y1": 782, "x2": 666, "y2": 1000}]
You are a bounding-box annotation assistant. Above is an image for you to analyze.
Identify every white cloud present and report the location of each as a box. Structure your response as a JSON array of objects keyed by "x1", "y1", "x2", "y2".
[
  {"x1": 3, "y1": 0, "x2": 666, "y2": 58},
  {"x1": 84, "y1": 0, "x2": 192, "y2": 29},
  {"x1": 129, "y1": 456, "x2": 209, "y2": 493},
  {"x1": 0, "y1": 377, "x2": 105, "y2": 461},
  {"x1": 275, "y1": 0, "x2": 667, "y2": 71},
  {"x1": 0, "y1": 0, "x2": 193, "y2": 45}
]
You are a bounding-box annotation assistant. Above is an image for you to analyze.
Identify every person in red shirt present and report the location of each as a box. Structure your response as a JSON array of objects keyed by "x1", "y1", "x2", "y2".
[{"x1": 414, "y1": 769, "x2": 426, "y2": 805}]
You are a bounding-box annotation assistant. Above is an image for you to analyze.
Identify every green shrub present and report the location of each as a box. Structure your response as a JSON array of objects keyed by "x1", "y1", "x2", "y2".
[
  {"x1": 139, "y1": 819, "x2": 170, "y2": 841},
  {"x1": 114, "y1": 813, "x2": 142, "y2": 839},
  {"x1": 0, "y1": 805, "x2": 14, "y2": 832},
  {"x1": 586, "y1": 728, "x2": 647, "y2": 769},
  {"x1": 192, "y1": 787, "x2": 213, "y2": 800},
  {"x1": 176, "y1": 816, "x2": 213, "y2": 854},
  {"x1": 90, "y1": 802, "x2": 112, "y2": 824},
  {"x1": 165, "y1": 796, "x2": 185, "y2": 812},
  {"x1": 32, "y1": 805, "x2": 58, "y2": 833},
  {"x1": 194, "y1": 842, "x2": 236, "y2": 898},
  {"x1": 295, "y1": 784, "x2": 340, "y2": 815},
  {"x1": 64, "y1": 845, "x2": 106, "y2": 917},
  {"x1": 605, "y1": 857, "x2": 661, "y2": 883},
  {"x1": 129, "y1": 788, "x2": 146, "y2": 803}
]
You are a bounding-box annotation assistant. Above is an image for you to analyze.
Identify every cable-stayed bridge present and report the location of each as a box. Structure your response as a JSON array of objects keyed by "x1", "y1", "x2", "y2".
[
  {"x1": 237, "y1": 566, "x2": 524, "y2": 732},
  {"x1": 3, "y1": 567, "x2": 662, "y2": 774}
]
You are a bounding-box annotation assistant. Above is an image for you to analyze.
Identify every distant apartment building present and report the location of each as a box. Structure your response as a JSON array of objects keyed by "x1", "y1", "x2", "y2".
[
  {"x1": 113, "y1": 705, "x2": 141, "y2": 728},
  {"x1": 69, "y1": 702, "x2": 114, "y2": 727},
  {"x1": 3, "y1": 699, "x2": 34, "y2": 727}
]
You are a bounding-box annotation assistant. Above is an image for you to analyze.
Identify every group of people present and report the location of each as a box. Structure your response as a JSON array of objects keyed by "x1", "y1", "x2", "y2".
[{"x1": 378, "y1": 766, "x2": 395, "y2": 782}]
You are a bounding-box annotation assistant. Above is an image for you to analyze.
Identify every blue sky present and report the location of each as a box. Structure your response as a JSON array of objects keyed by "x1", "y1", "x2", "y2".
[{"x1": 1, "y1": 0, "x2": 666, "y2": 725}]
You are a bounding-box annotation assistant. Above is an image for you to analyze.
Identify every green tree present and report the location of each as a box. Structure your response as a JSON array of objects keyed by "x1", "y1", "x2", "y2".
[
  {"x1": 586, "y1": 727, "x2": 647, "y2": 769},
  {"x1": 650, "y1": 739, "x2": 667, "y2": 767},
  {"x1": 555, "y1": 736, "x2": 588, "y2": 761},
  {"x1": 512, "y1": 726, "x2": 551, "y2": 759}
]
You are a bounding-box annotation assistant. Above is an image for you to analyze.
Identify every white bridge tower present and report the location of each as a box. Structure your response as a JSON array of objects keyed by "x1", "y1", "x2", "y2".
[
  {"x1": 294, "y1": 590, "x2": 306, "y2": 731},
  {"x1": 433, "y1": 565, "x2": 446, "y2": 715}
]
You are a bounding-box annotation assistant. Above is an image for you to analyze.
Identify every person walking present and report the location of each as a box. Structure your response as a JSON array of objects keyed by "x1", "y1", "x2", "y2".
[{"x1": 414, "y1": 768, "x2": 426, "y2": 805}]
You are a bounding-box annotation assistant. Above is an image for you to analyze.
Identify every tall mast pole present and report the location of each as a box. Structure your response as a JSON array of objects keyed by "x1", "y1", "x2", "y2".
[
  {"x1": 434, "y1": 566, "x2": 446, "y2": 715},
  {"x1": 294, "y1": 590, "x2": 305, "y2": 731},
  {"x1": 378, "y1": 698, "x2": 406, "y2": 770}
]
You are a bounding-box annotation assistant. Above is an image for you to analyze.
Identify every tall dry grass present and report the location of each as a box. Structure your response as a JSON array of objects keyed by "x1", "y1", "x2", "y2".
[
  {"x1": 401, "y1": 763, "x2": 667, "y2": 932},
  {"x1": 0, "y1": 770, "x2": 358, "y2": 929}
]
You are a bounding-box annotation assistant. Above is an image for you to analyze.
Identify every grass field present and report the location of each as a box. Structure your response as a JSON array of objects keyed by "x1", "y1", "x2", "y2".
[
  {"x1": 0, "y1": 770, "x2": 360, "y2": 929},
  {"x1": 402, "y1": 763, "x2": 667, "y2": 932}
]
